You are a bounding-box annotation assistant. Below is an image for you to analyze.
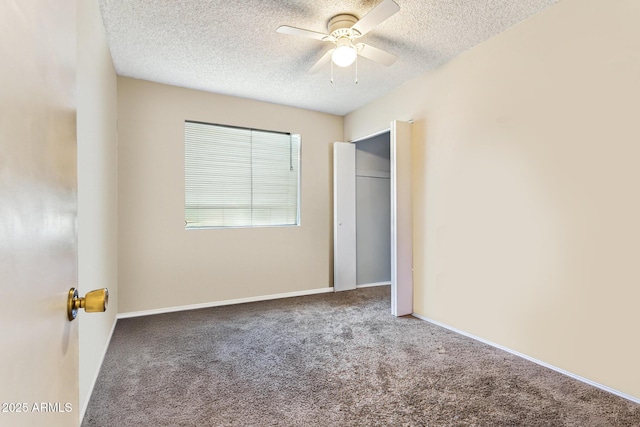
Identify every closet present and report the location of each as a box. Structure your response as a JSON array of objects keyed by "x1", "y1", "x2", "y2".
[
  {"x1": 355, "y1": 132, "x2": 391, "y2": 287},
  {"x1": 333, "y1": 120, "x2": 412, "y2": 316}
]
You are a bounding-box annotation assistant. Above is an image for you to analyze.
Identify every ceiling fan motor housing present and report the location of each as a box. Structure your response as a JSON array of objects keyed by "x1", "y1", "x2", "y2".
[{"x1": 327, "y1": 14, "x2": 361, "y2": 39}]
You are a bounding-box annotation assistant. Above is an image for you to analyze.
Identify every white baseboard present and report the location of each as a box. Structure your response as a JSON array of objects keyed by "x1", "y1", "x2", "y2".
[
  {"x1": 117, "y1": 286, "x2": 335, "y2": 319},
  {"x1": 80, "y1": 316, "x2": 118, "y2": 423},
  {"x1": 356, "y1": 282, "x2": 391, "y2": 289},
  {"x1": 411, "y1": 313, "x2": 640, "y2": 405}
]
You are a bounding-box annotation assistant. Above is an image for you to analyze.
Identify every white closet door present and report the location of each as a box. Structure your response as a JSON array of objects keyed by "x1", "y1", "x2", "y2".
[
  {"x1": 333, "y1": 142, "x2": 357, "y2": 292},
  {"x1": 390, "y1": 120, "x2": 413, "y2": 316}
]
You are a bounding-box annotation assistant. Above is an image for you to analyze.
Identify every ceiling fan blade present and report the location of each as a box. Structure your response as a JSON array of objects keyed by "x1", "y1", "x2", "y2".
[
  {"x1": 358, "y1": 44, "x2": 398, "y2": 66},
  {"x1": 351, "y1": 0, "x2": 400, "y2": 37},
  {"x1": 276, "y1": 25, "x2": 329, "y2": 41},
  {"x1": 308, "y1": 49, "x2": 334, "y2": 74}
]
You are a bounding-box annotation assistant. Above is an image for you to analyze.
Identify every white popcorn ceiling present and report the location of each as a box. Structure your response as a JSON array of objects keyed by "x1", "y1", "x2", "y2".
[{"x1": 99, "y1": 0, "x2": 560, "y2": 116}]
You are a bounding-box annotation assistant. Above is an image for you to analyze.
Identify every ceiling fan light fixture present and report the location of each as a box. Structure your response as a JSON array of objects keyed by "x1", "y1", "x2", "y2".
[{"x1": 332, "y1": 39, "x2": 357, "y2": 67}]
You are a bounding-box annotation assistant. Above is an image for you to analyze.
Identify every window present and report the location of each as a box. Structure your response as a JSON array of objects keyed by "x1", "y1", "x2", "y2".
[{"x1": 185, "y1": 121, "x2": 300, "y2": 228}]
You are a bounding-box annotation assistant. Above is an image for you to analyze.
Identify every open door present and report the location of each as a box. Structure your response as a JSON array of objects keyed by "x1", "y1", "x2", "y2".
[
  {"x1": 390, "y1": 121, "x2": 413, "y2": 316},
  {"x1": 0, "y1": 2, "x2": 79, "y2": 426},
  {"x1": 333, "y1": 142, "x2": 357, "y2": 292},
  {"x1": 333, "y1": 121, "x2": 413, "y2": 315}
]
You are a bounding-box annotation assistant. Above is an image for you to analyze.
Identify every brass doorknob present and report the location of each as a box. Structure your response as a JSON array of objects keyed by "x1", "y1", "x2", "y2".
[{"x1": 67, "y1": 288, "x2": 109, "y2": 321}]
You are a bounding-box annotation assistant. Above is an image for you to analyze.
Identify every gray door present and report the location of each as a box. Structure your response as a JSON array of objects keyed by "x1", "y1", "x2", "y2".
[{"x1": 0, "y1": 2, "x2": 79, "y2": 426}]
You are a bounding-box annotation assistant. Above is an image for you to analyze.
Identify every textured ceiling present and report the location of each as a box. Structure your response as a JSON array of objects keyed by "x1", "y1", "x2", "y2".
[{"x1": 99, "y1": 0, "x2": 560, "y2": 116}]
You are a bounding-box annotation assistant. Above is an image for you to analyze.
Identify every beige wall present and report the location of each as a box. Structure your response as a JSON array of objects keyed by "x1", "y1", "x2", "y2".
[
  {"x1": 117, "y1": 78, "x2": 342, "y2": 313},
  {"x1": 77, "y1": 0, "x2": 119, "y2": 419},
  {"x1": 346, "y1": 0, "x2": 640, "y2": 400}
]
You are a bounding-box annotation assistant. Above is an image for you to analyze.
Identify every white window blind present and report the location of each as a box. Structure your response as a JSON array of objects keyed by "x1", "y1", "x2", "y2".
[{"x1": 185, "y1": 121, "x2": 300, "y2": 228}]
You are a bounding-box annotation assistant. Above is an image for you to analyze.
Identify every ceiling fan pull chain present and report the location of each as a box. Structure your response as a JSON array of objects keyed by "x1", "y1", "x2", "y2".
[
  {"x1": 331, "y1": 59, "x2": 334, "y2": 84},
  {"x1": 355, "y1": 54, "x2": 358, "y2": 84}
]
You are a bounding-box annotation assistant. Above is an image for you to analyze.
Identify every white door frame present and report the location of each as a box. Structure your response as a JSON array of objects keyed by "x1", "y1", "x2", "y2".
[{"x1": 334, "y1": 121, "x2": 413, "y2": 316}]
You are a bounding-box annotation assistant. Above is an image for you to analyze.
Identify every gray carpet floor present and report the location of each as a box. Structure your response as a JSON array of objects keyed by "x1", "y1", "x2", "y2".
[{"x1": 83, "y1": 286, "x2": 640, "y2": 426}]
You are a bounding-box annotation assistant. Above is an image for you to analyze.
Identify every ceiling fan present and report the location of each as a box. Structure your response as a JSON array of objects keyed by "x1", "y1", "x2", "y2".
[{"x1": 276, "y1": 0, "x2": 400, "y2": 78}]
